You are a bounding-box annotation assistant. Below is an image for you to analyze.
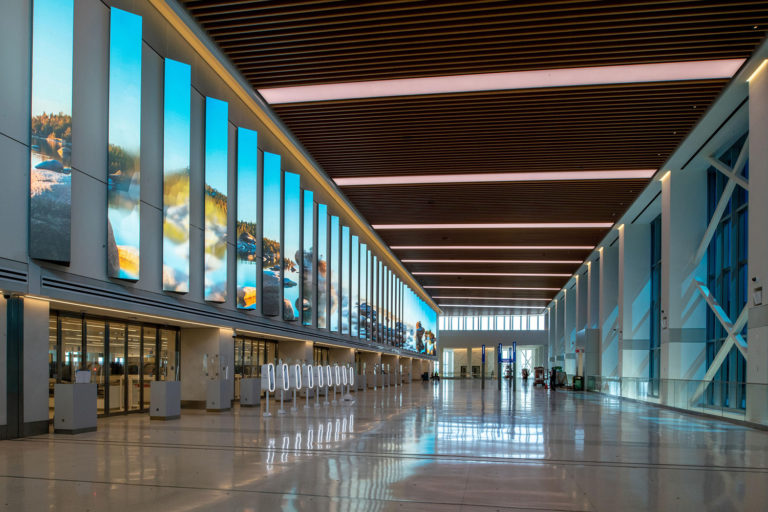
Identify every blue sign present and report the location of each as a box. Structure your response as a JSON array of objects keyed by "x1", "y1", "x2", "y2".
[{"x1": 481, "y1": 345, "x2": 485, "y2": 363}]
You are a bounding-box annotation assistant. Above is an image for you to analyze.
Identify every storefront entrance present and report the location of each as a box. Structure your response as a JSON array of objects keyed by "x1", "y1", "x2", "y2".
[
  {"x1": 233, "y1": 337, "x2": 278, "y2": 399},
  {"x1": 47, "y1": 311, "x2": 179, "y2": 419}
]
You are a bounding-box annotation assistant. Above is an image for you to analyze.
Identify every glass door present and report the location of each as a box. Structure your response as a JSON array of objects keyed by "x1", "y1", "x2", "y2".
[
  {"x1": 85, "y1": 319, "x2": 106, "y2": 414},
  {"x1": 127, "y1": 325, "x2": 142, "y2": 411},
  {"x1": 141, "y1": 327, "x2": 157, "y2": 410},
  {"x1": 108, "y1": 323, "x2": 126, "y2": 414},
  {"x1": 159, "y1": 328, "x2": 178, "y2": 381}
]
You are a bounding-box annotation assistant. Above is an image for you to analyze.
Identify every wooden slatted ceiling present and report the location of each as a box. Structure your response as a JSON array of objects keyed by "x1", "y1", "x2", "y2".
[
  {"x1": 342, "y1": 180, "x2": 649, "y2": 224},
  {"x1": 182, "y1": 0, "x2": 768, "y2": 88},
  {"x1": 180, "y1": 1, "x2": 768, "y2": 313},
  {"x1": 272, "y1": 82, "x2": 726, "y2": 177}
]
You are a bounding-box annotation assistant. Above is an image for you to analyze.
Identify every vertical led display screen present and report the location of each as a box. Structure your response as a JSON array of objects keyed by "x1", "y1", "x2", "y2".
[
  {"x1": 351, "y1": 235, "x2": 359, "y2": 337},
  {"x1": 317, "y1": 204, "x2": 328, "y2": 328},
  {"x1": 283, "y1": 171, "x2": 300, "y2": 321},
  {"x1": 377, "y1": 259, "x2": 383, "y2": 343},
  {"x1": 329, "y1": 215, "x2": 340, "y2": 332},
  {"x1": 162, "y1": 58, "x2": 191, "y2": 293},
  {"x1": 203, "y1": 97, "x2": 228, "y2": 302},
  {"x1": 236, "y1": 127, "x2": 258, "y2": 309},
  {"x1": 107, "y1": 7, "x2": 142, "y2": 279},
  {"x1": 371, "y1": 255, "x2": 378, "y2": 342},
  {"x1": 341, "y1": 226, "x2": 350, "y2": 334},
  {"x1": 359, "y1": 244, "x2": 368, "y2": 339},
  {"x1": 262, "y1": 152, "x2": 282, "y2": 316},
  {"x1": 29, "y1": 0, "x2": 74, "y2": 263},
  {"x1": 301, "y1": 190, "x2": 314, "y2": 326}
]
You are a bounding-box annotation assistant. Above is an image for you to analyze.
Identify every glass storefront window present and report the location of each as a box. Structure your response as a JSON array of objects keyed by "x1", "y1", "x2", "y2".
[
  {"x1": 142, "y1": 327, "x2": 156, "y2": 408},
  {"x1": 159, "y1": 328, "x2": 177, "y2": 381},
  {"x1": 85, "y1": 319, "x2": 106, "y2": 414},
  {"x1": 127, "y1": 325, "x2": 142, "y2": 411},
  {"x1": 109, "y1": 323, "x2": 126, "y2": 413},
  {"x1": 60, "y1": 316, "x2": 82, "y2": 383}
]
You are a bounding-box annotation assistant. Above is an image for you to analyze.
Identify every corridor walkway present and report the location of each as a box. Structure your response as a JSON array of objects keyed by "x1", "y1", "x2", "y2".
[{"x1": 0, "y1": 381, "x2": 766, "y2": 511}]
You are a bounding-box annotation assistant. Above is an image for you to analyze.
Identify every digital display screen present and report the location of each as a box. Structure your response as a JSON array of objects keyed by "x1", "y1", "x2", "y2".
[
  {"x1": 203, "y1": 97, "x2": 228, "y2": 302},
  {"x1": 358, "y1": 244, "x2": 367, "y2": 339},
  {"x1": 236, "y1": 127, "x2": 258, "y2": 309},
  {"x1": 351, "y1": 235, "x2": 359, "y2": 337},
  {"x1": 301, "y1": 190, "x2": 314, "y2": 326},
  {"x1": 29, "y1": 0, "x2": 74, "y2": 264},
  {"x1": 341, "y1": 225, "x2": 350, "y2": 335},
  {"x1": 162, "y1": 58, "x2": 191, "y2": 293},
  {"x1": 371, "y1": 255, "x2": 378, "y2": 342},
  {"x1": 317, "y1": 204, "x2": 328, "y2": 329},
  {"x1": 329, "y1": 215, "x2": 340, "y2": 332},
  {"x1": 262, "y1": 152, "x2": 282, "y2": 316},
  {"x1": 283, "y1": 171, "x2": 300, "y2": 321},
  {"x1": 107, "y1": 6, "x2": 142, "y2": 279}
]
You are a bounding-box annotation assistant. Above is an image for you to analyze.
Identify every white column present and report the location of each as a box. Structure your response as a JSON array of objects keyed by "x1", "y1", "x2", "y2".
[
  {"x1": 599, "y1": 244, "x2": 619, "y2": 377},
  {"x1": 577, "y1": 271, "x2": 588, "y2": 331},
  {"x1": 23, "y1": 298, "x2": 49, "y2": 430},
  {"x1": 660, "y1": 167, "x2": 707, "y2": 387},
  {"x1": 180, "y1": 327, "x2": 235, "y2": 406},
  {"x1": 618, "y1": 224, "x2": 651, "y2": 381},
  {"x1": 748, "y1": 65, "x2": 768, "y2": 423},
  {"x1": 0, "y1": 295, "x2": 6, "y2": 430}
]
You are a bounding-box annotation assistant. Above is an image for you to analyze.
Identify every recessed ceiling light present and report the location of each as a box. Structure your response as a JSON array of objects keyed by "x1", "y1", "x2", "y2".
[
  {"x1": 403, "y1": 259, "x2": 581, "y2": 264},
  {"x1": 334, "y1": 169, "x2": 656, "y2": 186},
  {"x1": 374, "y1": 223, "x2": 612, "y2": 229},
  {"x1": 425, "y1": 285, "x2": 560, "y2": 290},
  {"x1": 414, "y1": 272, "x2": 571, "y2": 277},
  {"x1": 392, "y1": 245, "x2": 594, "y2": 250},
  {"x1": 259, "y1": 59, "x2": 744, "y2": 103}
]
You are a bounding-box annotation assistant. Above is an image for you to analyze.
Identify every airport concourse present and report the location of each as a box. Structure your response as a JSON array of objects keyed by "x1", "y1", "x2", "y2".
[{"x1": 2, "y1": 1, "x2": 768, "y2": 511}]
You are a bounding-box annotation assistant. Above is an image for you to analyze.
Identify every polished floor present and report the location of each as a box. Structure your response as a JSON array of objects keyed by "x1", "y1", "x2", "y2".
[{"x1": 1, "y1": 380, "x2": 767, "y2": 511}]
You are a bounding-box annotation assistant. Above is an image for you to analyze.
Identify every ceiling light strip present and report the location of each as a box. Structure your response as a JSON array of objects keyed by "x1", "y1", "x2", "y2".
[
  {"x1": 392, "y1": 245, "x2": 594, "y2": 250},
  {"x1": 403, "y1": 259, "x2": 581, "y2": 264},
  {"x1": 375, "y1": 222, "x2": 612, "y2": 230},
  {"x1": 414, "y1": 272, "x2": 571, "y2": 277},
  {"x1": 334, "y1": 169, "x2": 656, "y2": 186},
  {"x1": 432, "y1": 296, "x2": 551, "y2": 301},
  {"x1": 439, "y1": 304, "x2": 546, "y2": 309},
  {"x1": 425, "y1": 285, "x2": 560, "y2": 291},
  {"x1": 259, "y1": 59, "x2": 744, "y2": 103}
]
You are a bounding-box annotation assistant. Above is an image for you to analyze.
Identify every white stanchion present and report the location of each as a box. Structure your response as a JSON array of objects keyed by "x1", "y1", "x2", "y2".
[
  {"x1": 315, "y1": 365, "x2": 323, "y2": 407},
  {"x1": 342, "y1": 365, "x2": 356, "y2": 404},
  {"x1": 278, "y1": 363, "x2": 289, "y2": 415},
  {"x1": 332, "y1": 365, "x2": 341, "y2": 405},
  {"x1": 324, "y1": 365, "x2": 332, "y2": 405},
  {"x1": 304, "y1": 364, "x2": 314, "y2": 409},
  {"x1": 292, "y1": 363, "x2": 301, "y2": 412},
  {"x1": 262, "y1": 363, "x2": 275, "y2": 418}
]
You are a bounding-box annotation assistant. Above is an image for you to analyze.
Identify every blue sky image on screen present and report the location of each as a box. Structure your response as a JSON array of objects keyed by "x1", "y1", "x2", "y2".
[
  {"x1": 302, "y1": 190, "x2": 314, "y2": 326},
  {"x1": 29, "y1": 0, "x2": 74, "y2": 264},
  {"x1": 236, "y1": 127, "x2": 258, "y2": 309},
  {"x1": 283, "y1": 171, "x2": 300, "y2": 321},
  {"x1": 341, "y1": 225, "x2": 350, "y2": 334},
  {"x1": 317, "y1": 204, "x2": 328, "y2": 329},
  {"x1": 204, "y1": 97, "x2": 228, "y2": 302},
  {"x1": 351, "y1": 235, "x2": 359, "y2": 337},
  {"x1": 330, "y1": 215, "x2": 340, "y2": 332},
  {"x1": 162, "y1": 58, "x2": 191, "y2": 293},
  {"x1": 107, "y1": 7, "x2": 142, "y2": 280},
  {"x1": 359, "y1": 244, "x2": 367, "y2": 339},
  {"x1": 262, "y1": 152, "x2": 282, "y2": 316}
]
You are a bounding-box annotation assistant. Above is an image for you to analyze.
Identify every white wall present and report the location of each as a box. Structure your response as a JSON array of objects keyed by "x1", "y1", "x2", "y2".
[
  {"x1": 23, "y1": 298, "x2": 50, "y2": 425},
  {"x1": 0, "y1": 295, "x2": 6, "y2": 428},
  {"x1": 179, "y1": 327, "x2": 234, "y2": 404}
]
